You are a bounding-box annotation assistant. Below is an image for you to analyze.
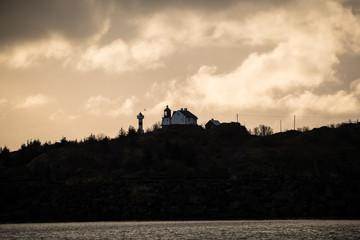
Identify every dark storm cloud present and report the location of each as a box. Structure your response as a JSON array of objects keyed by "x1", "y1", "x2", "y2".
[
  {"x1": 113, "y1": 0, "x2": 287, "y2": 11},
  {"x1": 113, "y1": 0, "x2": 238, "y2": 12},
  {"x1": 0, "y1": 0, "x2": 112, "y2": 48},
  {"x1": 109, "y1": 0, "x2": 289, "y2": 22},
  {"x1": 343, "y1": 0, "x2": 360, "y2": 10},
  {"x1": 0, "y1": 0, "x2": 293, "y2": 48},
  {"x1": 101, "y1": 0, "x2": 291, "y2": 43},
  {"x1": 1, "y1": 0, "x2": 358, "y2": 49}
]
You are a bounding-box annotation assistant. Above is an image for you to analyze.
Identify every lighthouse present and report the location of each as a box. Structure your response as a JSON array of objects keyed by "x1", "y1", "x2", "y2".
[
  {"x1": 161, "y1": 105, "x2": 171, "y2": 126},
  {"x1": 137, "y1": 112, "x2": 144, "y2": 134}
]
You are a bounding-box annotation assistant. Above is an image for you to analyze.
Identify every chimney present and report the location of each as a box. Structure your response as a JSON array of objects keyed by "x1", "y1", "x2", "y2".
[{"x1": 184, "y1": 108, "x2": 187, "y2": 111}]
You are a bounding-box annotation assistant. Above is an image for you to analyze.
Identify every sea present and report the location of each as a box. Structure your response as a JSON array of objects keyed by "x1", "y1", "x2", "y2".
[{"x1": 0, "y1": 220, "x2": 360, "y2": 239}]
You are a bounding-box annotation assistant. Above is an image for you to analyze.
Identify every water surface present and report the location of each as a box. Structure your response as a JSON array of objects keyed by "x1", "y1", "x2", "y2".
[{"x1": 1, "y1": 220, "x2": 360, "y2": 239}]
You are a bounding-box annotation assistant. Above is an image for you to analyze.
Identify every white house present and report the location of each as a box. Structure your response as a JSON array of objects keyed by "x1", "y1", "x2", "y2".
[{"x1": 161, "y1": 105, "x2": 198, "y2": 126}]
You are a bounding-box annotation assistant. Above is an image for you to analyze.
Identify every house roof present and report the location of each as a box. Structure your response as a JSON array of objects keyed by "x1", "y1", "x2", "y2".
[
  {"x1": 208, "y1": 119, "x2": 220, "y2": 125},
  {"x1": 178, "y1": 110, "x2": 198, "y2": 119}
]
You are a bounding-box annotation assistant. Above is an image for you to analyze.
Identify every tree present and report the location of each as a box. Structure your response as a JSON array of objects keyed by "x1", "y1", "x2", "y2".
[
  {"x1": 259, "y1": 124, "x2": 273, "y2": 136},
  {"x1": 60, "y1": 136, "x2": 68, "y2": 144},
  {"x1": 259, "y1": 125, "x2": 274, "y2": 136},
  {"x1": 297, "y1": 126, "x2": 310, "y2": 132},
  {"x1": 86, "y1": 133, "x2": 96, "y2": 143},
  {"x1": 253, "y1": 125, "x2": 273, "y2": 136},
  {"x1": 0, "y1": 146, "x2": 10, "y2": 165},
  {"x1": 127, "y1": 125, "x2": 137, "y2": 137},
  {"x1": 151, "y1": 121, "x2": 161, "y2": 131},
  {"x1": 0, "y1": 145, "x2": 10, "y2": 157},
  {"x1": 18, "y1": 139, "x2": 43, "y2": 164},
  {"x1": 118, "y1": 127, "x2": 126, "y2": 138},
  {"x1": 96, "y1": 133, "x2": 108, "y2": 141},
  {"x1": 253, "y1": 127, "x2": 260, "y2": 136}
]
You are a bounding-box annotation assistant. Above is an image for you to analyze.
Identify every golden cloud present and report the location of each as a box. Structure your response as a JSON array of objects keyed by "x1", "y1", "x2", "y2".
[{"x1": 85, "y1": 95, "x2": 138, "y2": 117}]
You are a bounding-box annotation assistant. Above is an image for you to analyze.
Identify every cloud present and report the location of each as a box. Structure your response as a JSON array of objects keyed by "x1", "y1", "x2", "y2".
[
  {"x1": 49, "y1": 109, "x2": 80, "y2": 121},
  {"x1": 148, "y1": 0, "x2": 360, "y2": 116},
  {"x1": 3, "y1": 0, "x2": 358, "y2": 76},
  {"x1": 14, "y1": 94, "x2": 52, "y2": 109},
  {"x1": 279, "y1": 90, "x2": 360, "y2": 114},
  {"x1": 76, "y1": 0, "x2": 360, "y2": 73},
  {"x1": 85, "y1": 95, "x2": 138, "y2": 117},
  {"x1": 0, "y1": 0, "x2": 112, "y2": 49},
  {"x1": 75, "y1": 7, "x2": 260, "y2": 73},
  {"x1": 0, "y1": 98, "x2": 8, "y2": 107},
  {"x1": 0, "y1": 98, "x2": 8, "y2": 120},
  {"x1": 77, "y1": 37, "x2": 174, "y2": 72},
  {"x1": 350, "y1": 78, "x2": 360, "y2": 95},
  {"x1": 0, "y1": 0, "x2": 295, "y2": 72},
  {"x1": 0, "y1": 36, "x2": 73, "y2": 68},
  {"x1": 1, "y1": 0, "x2": 360, "y2": 117},
  {"x1": 0, "y1": 0, "x2": 112, "y2": 69}
]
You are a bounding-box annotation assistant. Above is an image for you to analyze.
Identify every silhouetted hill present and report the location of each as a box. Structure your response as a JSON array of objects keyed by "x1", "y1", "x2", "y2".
[
  {"x1": 0, "y1": 123, "x2": 250, "y2": 181},
  {"x1": 1, "y1": 122, "x2": 360, "y2": 222}
]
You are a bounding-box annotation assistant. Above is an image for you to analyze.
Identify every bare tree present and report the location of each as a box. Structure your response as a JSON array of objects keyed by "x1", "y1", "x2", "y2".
[
  {"x1": 259, "y1": 125, "x2": 273, "y2": 136},
  {"x1": 152, "y1": 121, "x2": 161, "y2": 131},
  {"x1": 253, "y1": 125, "x2": 273, "y2": 136},
  {"x1": 253, "y1": 127, "x2": 260, "y2": 136}
]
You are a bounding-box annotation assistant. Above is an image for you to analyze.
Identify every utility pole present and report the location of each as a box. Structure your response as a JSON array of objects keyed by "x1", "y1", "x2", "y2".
[
  {"x1": 237, "y1": 113, "x2": 238, "y2": 123},
  {"x1": 294, "y1": 115, "x2": 296, "y2": 130},
  {"x1": 280, "y1": 120, "x2": 282, "y2": 132}
]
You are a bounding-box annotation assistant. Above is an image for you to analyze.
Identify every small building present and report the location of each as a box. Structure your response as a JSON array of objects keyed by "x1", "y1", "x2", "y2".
[
  {"x1": 205, "y1": 118, "x2": 221, "y2": 129},
  {"x1": 161, "y1": 105, "x2": 198, "y2": 126}
]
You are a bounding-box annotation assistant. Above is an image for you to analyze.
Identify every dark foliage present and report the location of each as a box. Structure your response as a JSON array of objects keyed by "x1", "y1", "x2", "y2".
[
  {"x1": 1, "y1": 122, "x2": 360, "y2": 222},
  {"x1": 1, "y1": 122, "x2": 360, "y2": 182}
]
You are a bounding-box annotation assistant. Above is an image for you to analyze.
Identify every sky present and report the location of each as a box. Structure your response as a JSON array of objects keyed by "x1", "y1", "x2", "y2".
[{"x1": 1, "y1": 0, "x2": 360, "y2": 150}]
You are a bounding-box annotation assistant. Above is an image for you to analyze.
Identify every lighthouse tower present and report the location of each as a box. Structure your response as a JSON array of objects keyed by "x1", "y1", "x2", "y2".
[
  {"x1": 161, "y1": 105, "x2": 171, "y2": 126},
  {"x1": 137, "y1": 112, "x2": 144, "y2": 134}
]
